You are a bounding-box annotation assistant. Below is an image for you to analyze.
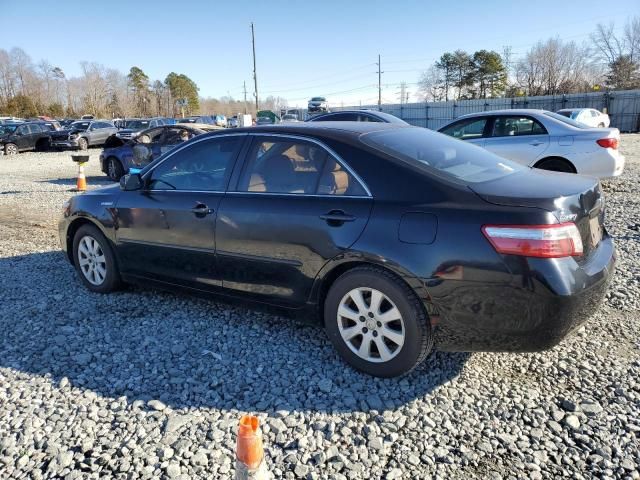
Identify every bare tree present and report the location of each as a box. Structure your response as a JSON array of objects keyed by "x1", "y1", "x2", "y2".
[{"x1": 418, "y1": 66, "x2": 445, "y2": 102}]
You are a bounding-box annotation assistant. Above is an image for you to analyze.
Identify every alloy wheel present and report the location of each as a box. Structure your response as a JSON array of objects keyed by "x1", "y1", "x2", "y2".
[
  {"x1": 337, "y1": 287, "x2": 405, "y2": 363},
  {"x1": 77, "y1": 235, "x2": 107, "y2": 286},
  {"x1": 5, "y1": 144, "x2": 17, "y2": 155}
]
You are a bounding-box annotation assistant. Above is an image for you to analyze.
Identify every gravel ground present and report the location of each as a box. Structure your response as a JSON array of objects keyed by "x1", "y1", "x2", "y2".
[{"x1": 0, "y1": 140, "x2": 638, "y2": 480}]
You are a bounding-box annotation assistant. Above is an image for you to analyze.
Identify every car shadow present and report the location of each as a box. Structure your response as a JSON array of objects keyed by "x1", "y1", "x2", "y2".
[
  {"x1": 40, "y1": 176, "x2": 116, "y2": 187},
  {"x1": 0, "y1": 251, "x2": 469, "y2": 414}
]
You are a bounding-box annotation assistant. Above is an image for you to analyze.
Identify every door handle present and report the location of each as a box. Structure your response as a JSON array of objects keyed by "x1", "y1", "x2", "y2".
[
  {"x1": 320, "y1": 210, "x2": 356, "y2": 225},
  {"x1": 529, "y1": 141, "x2": 544, "y2": 146},
  {"x1": 191, "y1": 204, "x2": 213, "y2": 216}
]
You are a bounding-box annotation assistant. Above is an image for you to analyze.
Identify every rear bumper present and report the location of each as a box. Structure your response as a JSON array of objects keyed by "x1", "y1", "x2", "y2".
[{"x1": 430, "y1": 233, "x2": 615, "y2": 352}]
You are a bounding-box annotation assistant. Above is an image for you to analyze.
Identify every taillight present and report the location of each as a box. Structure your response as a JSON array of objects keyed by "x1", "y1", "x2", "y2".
[
  {"x1": 482, "y1": 223, "x2": 583, "y2": 258},
  {"x1": 596, "y1": 138, "x2": 619, "y2": 149}
]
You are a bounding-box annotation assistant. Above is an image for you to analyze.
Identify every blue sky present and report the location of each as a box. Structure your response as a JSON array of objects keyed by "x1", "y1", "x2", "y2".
[{"x1": 3, "y1": 0, "x2": 638, "y2": 107}]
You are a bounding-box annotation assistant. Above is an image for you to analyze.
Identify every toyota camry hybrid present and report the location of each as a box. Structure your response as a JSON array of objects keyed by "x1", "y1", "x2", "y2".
[{"x1": 59, "y1": 122, "x2": 615, "y2": 377}]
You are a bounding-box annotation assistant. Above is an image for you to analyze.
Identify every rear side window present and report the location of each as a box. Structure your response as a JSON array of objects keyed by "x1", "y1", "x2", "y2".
[
  {"x1": 439, "y1": 118, "x2": 487, "y2": 140},
  {"x1": 362, "y1": 127, "x2": 524, "y2": 184},
  {"x1": 491, "y1": 116, "x2": 547, "y2": 137},
  {"x1": 237, "y1": 138, "x2": 367, "y2": 196},
  {"x1": 28, "y1": 124, "x2": 43, "y2": 133}
]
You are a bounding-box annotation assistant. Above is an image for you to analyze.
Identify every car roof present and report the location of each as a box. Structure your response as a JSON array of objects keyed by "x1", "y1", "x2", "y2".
[
  {"x1": 202, "y1": 121, "x2": 408, "y2": 141},
  {"x1": 557, "y1": 108, "x2": 585, "y2": 112}
]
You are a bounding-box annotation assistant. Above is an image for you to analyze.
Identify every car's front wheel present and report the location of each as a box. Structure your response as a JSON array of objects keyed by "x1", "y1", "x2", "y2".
[
  {"x1": 72, "y1": 224, "x2": 121, "y2": 293},
  {"x1": 106, "y1": 157, "x2": 125, "y2": 181},
  {"x1": 324, "y1": 266, "x2": 433, "y2": 378},
  {"x1": 78, "y1": 137, "x2": 88, "y2": 150},
  {"x1": 4, "y1": 143, "x2": 18, "y2": 155}
]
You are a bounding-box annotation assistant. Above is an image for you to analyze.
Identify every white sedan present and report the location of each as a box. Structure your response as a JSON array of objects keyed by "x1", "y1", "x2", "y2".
[
  {"x1": 557, "y1": 108, "x2": 610, "y2": 128},
  {"x1": 437, "y1": 109, "x2": 624, "y2": 178}
]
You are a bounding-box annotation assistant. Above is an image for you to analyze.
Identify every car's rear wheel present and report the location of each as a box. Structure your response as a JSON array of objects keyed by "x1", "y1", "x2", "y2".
[
  {"x1": 598, "y1": 123, "x2": 605, "y2": 128},
  {"x1": 534, "y1": 157, "x2": 576, "y2": 174},
  {"x1": 78, "y1": 137, "x2": 88, "y2": 150},
  {"x1": 106, "y1": 157, "x2": 125, "y2": 181},
  {"x1": 4, "y1": 143, "x2": 18, "y2": 155},
  {"x1": 72, "y1": 224, "x2": 121, "y2": 293},
  {"x1": 324, "y1": 266, "x2": 433, "y2": 378}
]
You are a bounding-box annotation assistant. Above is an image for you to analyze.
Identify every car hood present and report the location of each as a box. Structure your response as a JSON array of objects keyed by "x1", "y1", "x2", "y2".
[
  {"x1": 85, "y1": 184, "x2": 122, "y2": 196},
  {"x1": 53, "y1": 128, "x2": 86, "y2": 137}
]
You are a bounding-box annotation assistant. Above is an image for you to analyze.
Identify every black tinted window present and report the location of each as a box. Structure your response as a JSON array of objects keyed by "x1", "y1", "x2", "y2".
[
  {"x1": 149, "y1": 137, "x2": 242, "y2": 191},
  {"x1": 28, "y1": 124, "x2": 43, "y2": 133},
  {"x1": 15, "y1": 125, "x2": 28, "y2": 136}
]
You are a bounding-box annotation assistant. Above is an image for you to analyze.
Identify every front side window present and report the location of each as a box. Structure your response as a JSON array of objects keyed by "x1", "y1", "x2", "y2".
[
  {"x1": 238, "y1": 138, "x2": 366, "y2": 196},
  {"x1": 439, "y1": 118, "x2": 487, "y2": 140},
  {"x1": 15, "y1": 125, "x2": 28, "y2": 136},
  {"x1": 491, "y1": 116, "x2": 547, "y2": 137},
  {"x1": 148, "y1": 137, "x2": 242, "y2": 191}
]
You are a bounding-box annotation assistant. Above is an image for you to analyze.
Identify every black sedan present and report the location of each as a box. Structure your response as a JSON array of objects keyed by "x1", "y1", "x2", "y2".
[{"x1": 59, "y1": 123, "x2": 614, "y2": 377}]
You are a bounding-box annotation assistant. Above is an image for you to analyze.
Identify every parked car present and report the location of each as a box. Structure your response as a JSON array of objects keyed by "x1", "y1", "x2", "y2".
[
  {"x1": 227, "y1": 116, "x2": 239, "y2": 128},
  {"x1": 308, "y1": 96, "x2": 328, "y2": 113},
  {"x1": 256, "y1": 116, "x2": 275, "y2": 125},
  {"x1": 0, "y1": 122, "x2": 52, "y2": 154},
  {"x1": 556, "y1": 108, "x2": 610, "y2": 128},
  {"x1": 281, "y1": 113, "x2": 300, "y2": 123},
  {"x1": 307, "y1": 110, "x2": 408, "y2": 124},
  {"x1": 40, "y1": 120, "x2": 62, "y2": 131},
  {"x1": 115, "y1": 118, "x2": 167, "y2": 141},
  {"x1": 59, "y1": 119, "x2": 75, "y2": 128},
  {"x1": 99, "y1": 124, "x2": 210, "y2": 181},
  {"x1": 0, "y1": 116, "x2": 24, "y2": 124},
  {"x1": 60, "y1": 122, "x2": 614, "y2": 377},
  {"x1": 50, "y1": 120, "x2": 117, "y2": 150},
  {"x1": 437, "y1": 109, "x2": 624, "y2": 178},
  {"x1": 213, "y1": 115, "x2": 227, "y2": 127},
  {"x1": 178, "y1": 116, "x2": 215, "y2": 125}
]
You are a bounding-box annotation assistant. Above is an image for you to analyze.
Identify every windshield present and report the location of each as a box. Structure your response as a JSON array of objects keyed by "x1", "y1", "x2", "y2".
[
  {"x1": 361, "y1": 127, "x2": 524, "y2": 184},
  {"x1": 311, "y1": 97, "x2": 325, "y2": 102},
  {"x1": 125, "y1": 120, "x2": 150, "y2": 130},
  {"x1": 69, "y1": 121, "x2": 90, "y2": 130},
  {"x1": 0, "y1": 124, "x2": 18, "y2": 134},
  {"x1": 544, "y1": 111, "x2": 590, "y2": 129}
]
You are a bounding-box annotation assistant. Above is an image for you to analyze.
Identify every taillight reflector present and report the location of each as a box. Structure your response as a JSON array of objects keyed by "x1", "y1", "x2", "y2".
[
  {"x1": 596, "y1": 138, "x2": 619, "y2": 149},
  {"x1": 482, "y1": 223, "x2": 583, "y2": 258}
]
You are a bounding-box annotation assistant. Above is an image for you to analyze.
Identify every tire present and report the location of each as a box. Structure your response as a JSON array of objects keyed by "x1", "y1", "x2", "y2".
[
  {"x1": 106, "y1": 156, "x2": 125, "y2": 181},
  {"x1": 72, "y1": 224, "x2": 121, "y2": 293},
  {"x1": 597, "y1": 123, "x2": 605, "y2": 128},
  {"x1": 534, "y1": 157, "x2": 576, "y2": 174},
  {"x1": 78, "y1": 137, "x2": 88, "y2": 151},
  {"x1": 324, "y1": 266, "x2": 433, "y2": 378},
  {"x1": 4, "y1": 143, "x2": 18, "y2": 155}
]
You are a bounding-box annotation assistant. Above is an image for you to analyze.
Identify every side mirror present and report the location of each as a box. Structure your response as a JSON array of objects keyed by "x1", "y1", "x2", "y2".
[{"x1": 120, "y1": 173, "x2": 143, "y2": 191}]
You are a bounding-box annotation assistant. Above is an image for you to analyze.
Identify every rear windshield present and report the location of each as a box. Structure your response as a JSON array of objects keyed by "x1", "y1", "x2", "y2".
[
  {"x1": 544, "y1": 111, "x2": 590, "y2": 129},
  {"x1": 361, "y1": 127, "x2": 524, "y2": 184}
]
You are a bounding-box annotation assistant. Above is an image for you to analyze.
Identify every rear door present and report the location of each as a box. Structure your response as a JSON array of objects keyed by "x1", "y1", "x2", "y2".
[
  {"x1": 14, "y1": 124, "x2": 32, "y2": 150},
  {"x1": 216, "y1": 134, "x2": 373, "y2": 307},
  {"x1": 438, "y1": 117, "x2": 489, "y2": 148},
  {"x1": 115, "y1": 134, "x2": 246, "y2": 289},
  {"x1": 482, "y1": 115, "x2": 550, "y2": 165}
]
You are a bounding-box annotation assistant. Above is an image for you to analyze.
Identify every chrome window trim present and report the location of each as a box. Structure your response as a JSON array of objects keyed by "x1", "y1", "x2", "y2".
[
  {"x1": 226, "y1": 191, "x2": 370, "y2": 199},
  {"x1": 142, "y1": 131, "x2": 372, "y2": 198},
  {"x1": 238, "y1": 132, "x2": 372, "y2": 197}
]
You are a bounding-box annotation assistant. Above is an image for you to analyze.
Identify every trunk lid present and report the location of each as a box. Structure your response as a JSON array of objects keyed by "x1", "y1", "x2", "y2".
[{"x1": 469, "y1": 169, "x2": 604, "y2": 258}]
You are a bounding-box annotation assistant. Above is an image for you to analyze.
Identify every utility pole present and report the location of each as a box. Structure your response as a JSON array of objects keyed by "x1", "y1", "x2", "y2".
[
  {"x1": 376, "y1": 54, "x2": 383, "y2": 111},
  {"x1": 243, "y1": 81, "x2": 248, "y2": 114},
  {"x1": 251, "y1": 22, "x2": 259, "y2": 111}
]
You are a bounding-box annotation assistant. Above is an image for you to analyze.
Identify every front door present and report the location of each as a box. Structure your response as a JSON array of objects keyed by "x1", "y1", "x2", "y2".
[
  {"x1": 483, "y1": 115, "x2": 550, "y2": 165},
  {"x1": 115, "y1": 135, "x2": 246, "y2": 290},
  {"x1": 216, "y1": 135, "x2": 373, "y2": 307}
]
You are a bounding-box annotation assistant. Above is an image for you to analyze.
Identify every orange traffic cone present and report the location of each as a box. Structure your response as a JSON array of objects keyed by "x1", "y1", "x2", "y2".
[
  {"x1": 76, "y1": 162, "x2": 87, "y2": 192},
  {"x1": 235, "y1": 415, "x2": 270, "y2": 479}
]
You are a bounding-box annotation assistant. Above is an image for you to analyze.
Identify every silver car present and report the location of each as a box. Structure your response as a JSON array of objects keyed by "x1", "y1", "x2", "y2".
[{"x1": 438, "y1": 109, "x2": 625, "y2": 178}]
